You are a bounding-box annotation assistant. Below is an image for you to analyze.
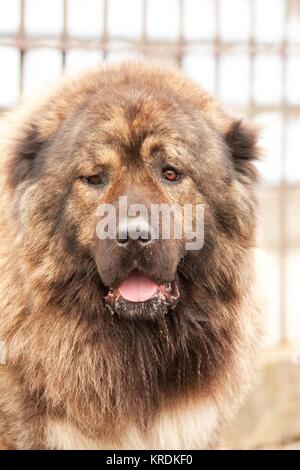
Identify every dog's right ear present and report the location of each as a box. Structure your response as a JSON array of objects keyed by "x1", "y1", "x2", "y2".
[
  {"x1": 225, "y1": 119, "x2": 260, "y2": 183},
  {"x1": 6, "y1": 122, "x2": 46, "y2": 188}
]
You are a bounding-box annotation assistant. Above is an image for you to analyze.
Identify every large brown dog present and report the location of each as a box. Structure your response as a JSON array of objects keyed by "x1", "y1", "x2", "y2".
[{"x1": 0, "y1": 61, "x2": 260, "y2": 449}]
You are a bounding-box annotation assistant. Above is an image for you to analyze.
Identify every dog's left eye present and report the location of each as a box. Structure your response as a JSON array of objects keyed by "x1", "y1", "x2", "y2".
[
  {"x1": 81, "y1": 174, "x2": 108, "y2": 186},
  {"x1": 162, "y1": 167, "x2": 181, "y2": 182}
]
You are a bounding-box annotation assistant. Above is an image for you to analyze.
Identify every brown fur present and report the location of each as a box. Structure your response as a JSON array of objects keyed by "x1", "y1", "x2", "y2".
[{"x1": 0, "y1": 61, "x2": 261, "y2": 449}]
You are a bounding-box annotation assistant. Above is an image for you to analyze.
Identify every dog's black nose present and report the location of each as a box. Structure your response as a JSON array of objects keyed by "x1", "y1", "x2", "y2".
[{"x1": 116, "y1": 219, "x2": 153, "y2": 246}]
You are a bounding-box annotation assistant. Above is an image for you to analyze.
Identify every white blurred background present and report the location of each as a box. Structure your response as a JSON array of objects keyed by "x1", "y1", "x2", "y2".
[{"x1": 0, "y1": 0, "x2": 300, "y2": 447}]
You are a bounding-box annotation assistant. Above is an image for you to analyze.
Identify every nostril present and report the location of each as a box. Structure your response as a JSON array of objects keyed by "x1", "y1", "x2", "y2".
[
  {"x1": 138, "y1": 231, "x2": 152, "y2": 244},
  {"x1": 116, "y1": 231, "x2": 128, "y2": 245},
  {"x1": 116, "y1": 226, "x2": 129, "y2": 245},
  {"x1": 138, "y1": 239, "x2": 152, "y2": 245},
  {"x1": 116, "y1": 237, "x2": 128, "y2": 245},
  {"x1": 116, "y1": 232, "x2": 153, "y2": 246},
  {"x1": 116, "y1": 219, "x2": 153, "y2": 246}
]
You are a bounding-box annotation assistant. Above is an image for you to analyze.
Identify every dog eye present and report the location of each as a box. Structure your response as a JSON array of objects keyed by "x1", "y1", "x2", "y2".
[
  {"x1": 162, "y1": 167, "x2": 181, "y2": 182},
  {"x1": 81, "y1": 174, "x2": 108, "y2": 186}
]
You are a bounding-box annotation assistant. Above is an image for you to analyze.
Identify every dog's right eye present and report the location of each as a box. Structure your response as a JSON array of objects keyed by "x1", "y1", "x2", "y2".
[
  {"x1": 162, "y1": 167, "x2": 181, "y2": 182},
  {"x1": 81, "y1": 174, "x2": 108, "y2": 186}
]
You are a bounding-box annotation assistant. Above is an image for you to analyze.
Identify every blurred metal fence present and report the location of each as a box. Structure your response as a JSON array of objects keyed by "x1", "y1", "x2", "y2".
[
  {"x1": 0, "y1": 1, "x2": 299, "y2": 105},
  {"x1": 0, "y1": 0, "x2": 299, "y2": 345}
]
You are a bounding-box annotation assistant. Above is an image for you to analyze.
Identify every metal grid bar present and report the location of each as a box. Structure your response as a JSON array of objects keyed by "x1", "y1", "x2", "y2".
[
  {"x1": 18, "y1": 0, "x2": 25, "y2": 96},
  {"x1": 140, "y1": 0, "x2": 147, "y2": 54},
  {"x1": 279, "y1": 0, "x2": 289, "y2": 343},
  {"x1": 177, "y1": 0, "x2": 185, "y2": 66},
  {"x1": 248, "y1": 0, "x2": 255, "y2": 117},
  {"x1": 2, "y1": 35, "x2": 300, "y2": 53},
  {"x1": 62, "y1": 0, "x2": 68, "y2": 70},
  {"x1": 102, "y1": 0, "x2": 108, "y2": 59},
  {"x1": 214, "y1": 0, "x2": 220, "y2": 95}
]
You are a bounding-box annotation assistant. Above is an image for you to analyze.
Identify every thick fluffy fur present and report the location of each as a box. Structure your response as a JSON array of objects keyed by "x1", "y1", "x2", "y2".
[{"x1": 0, "y1": 61, "x2": 260, "y2": 449}]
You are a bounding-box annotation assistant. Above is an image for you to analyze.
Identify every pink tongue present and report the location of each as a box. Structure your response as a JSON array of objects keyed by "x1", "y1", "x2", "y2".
[{"x1": 117, "y1": 272, "x2": 159, "y2": 302}]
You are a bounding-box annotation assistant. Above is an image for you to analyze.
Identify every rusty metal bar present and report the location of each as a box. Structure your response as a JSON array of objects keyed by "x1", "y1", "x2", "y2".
[
  {"x1": 248, "y1": 0, "x2": 255, "y2": 117},
  {"x1": 214, "y1": 0, "x2": 221, "y2": 95},
  {"x1": 62, "y1": 0, "x2": 68, "y2": 70},
  {"x1": 140, "y1": 0, "x2": 147, "y2": 54},
  {"x1": 102, "y1": 0, "x2": 108, "y2": 59},
  {"x1": 177, "y1": 0, "x2": 185, "y2": 67},
  {"x1": 18, "y1": 0, "x2": 25, "y2": 96},
  {"x1": 278, "y1": 1, "x2": 290, "y2": 344},
  {"x1": 1, "y1": 36, "x2": 299, "y2": 55}
]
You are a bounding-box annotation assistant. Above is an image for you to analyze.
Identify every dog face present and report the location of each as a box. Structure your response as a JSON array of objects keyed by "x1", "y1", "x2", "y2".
[{"x1": 7, "y1": 63, "x2": 258, "y2": 323}]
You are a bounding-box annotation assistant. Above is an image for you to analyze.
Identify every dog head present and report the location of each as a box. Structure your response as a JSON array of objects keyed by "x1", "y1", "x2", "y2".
[{"x1": 6, "y1": 62, "x2": 259, "y2": 322}]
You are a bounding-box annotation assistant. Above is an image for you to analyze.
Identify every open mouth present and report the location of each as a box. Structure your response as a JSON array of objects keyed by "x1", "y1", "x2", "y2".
[{"x1": 104, "y1": 271, "x2": 180, "y2": 319}]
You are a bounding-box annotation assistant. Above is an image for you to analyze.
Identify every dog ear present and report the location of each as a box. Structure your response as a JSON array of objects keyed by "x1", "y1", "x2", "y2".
[
  {"x1": 7, "y1": 122, "x2": 46, "y2": 188},
  {"x1": 225, "y1": 119, "x2": 260, "y2": 182}
]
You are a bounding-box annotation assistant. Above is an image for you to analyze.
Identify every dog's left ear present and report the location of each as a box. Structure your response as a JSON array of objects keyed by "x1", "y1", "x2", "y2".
[
  {"x1": 225, "y1": 119, "x2": 260, "y2": 182},
  {"x1": 6, "y1": 121, "x2": 46, "y2": 189}
]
